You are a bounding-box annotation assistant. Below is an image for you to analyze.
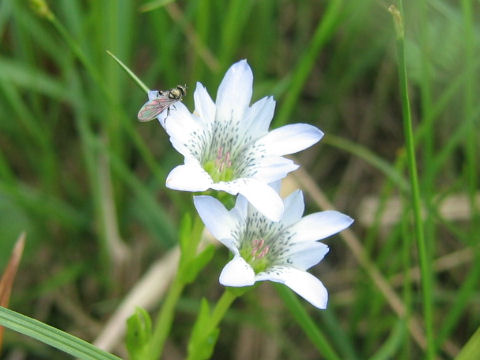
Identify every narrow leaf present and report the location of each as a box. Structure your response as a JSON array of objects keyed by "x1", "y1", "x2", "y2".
[
  {"x1": 0, "y1": 307, "x2": 121, "y2": 360},
  {"x1": 106, "y1": 50, "x2": 150, "y2": 94},
  {"x1": 139, "y1": 0, "x2": 176, "y2": 13},
  {"x1": 275, "y1": 284, "x2": 340, "y2": 360},
  {"x1": 455, "y1": 326, "x2": 480, "y2": 360}
]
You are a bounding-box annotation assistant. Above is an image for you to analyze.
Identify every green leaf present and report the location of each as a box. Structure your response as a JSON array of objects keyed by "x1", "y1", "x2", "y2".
[
  {"x1": 0, "y1": 306, "x2": 121, "y2": 360},
  {"x1": 187, "y1": 299, "x2": 219, "y2": 360},
  {"x1": 126, "y1": 307, "x2": 152, "y2": 360},
  {"x1": 455, "y1": 326, "x2": 480, "y2": 360},
  {"x1": 179, "y1": 213, "x2": 193, "y2": 260},
  {"x1": 274, "y1": 284, "x2": 340, "y2": 360},
  {"x1": 180, "y1": 245, "x2": 216, "y2": 284},
  {"x1": 139, "y1": 0, "x2": 176, "y2": 13},
  {"x1": 106, "y1": 50, "x2": 150, "y2": 94}
]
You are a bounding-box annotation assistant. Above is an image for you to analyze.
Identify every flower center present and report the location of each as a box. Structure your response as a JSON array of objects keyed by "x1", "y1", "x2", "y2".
[
  {"x1": 240, "y1": 238, "x2": 270, "y2": 274},
  {"x1": 203, "y1": 146, "x2": 235, "y2": 182}
]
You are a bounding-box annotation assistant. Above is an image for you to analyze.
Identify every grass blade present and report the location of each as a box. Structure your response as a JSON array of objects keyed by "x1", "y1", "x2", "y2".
[
  {"x1": 106, "y1": 50, "x2": 150, "y2": 94},
  {"x1": 275, "y1": 284, "x2": 340, "y2": 360},
  {"x1": 390, "y1": 3, "x2": 434, "y2": 358},
  {"x1": 0, "y1": 306, "x2": 121, "y2": 360}
]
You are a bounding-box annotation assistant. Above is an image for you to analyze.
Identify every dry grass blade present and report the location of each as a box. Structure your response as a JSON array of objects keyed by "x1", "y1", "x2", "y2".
[
  {"x1": 0, "y1": 232, "x2": 26, "y2": 352},
  {"x1": 288, "y1": 168, "x2": 459, "y2": 357}
]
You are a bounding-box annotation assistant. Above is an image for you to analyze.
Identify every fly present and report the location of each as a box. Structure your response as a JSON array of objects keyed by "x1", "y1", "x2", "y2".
[{"x1": 137, "y1": 84, "x2": 186, "y2": 122}]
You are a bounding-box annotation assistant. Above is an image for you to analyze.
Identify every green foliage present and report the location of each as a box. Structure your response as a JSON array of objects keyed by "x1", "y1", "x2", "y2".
[
  {"x1": 126, "y1": 307, "x2": 152, "y2": 360},
  {"x1": 0, "y1": 0, "x2": 478, "y2": 358},
  {"x1": 187, "y1": 299, "x2": 220, "y2": 360},
  {"x1": 0, "y1": 306, "x2": 121, "y2": 360},
  {"x1": 179, "y1": 245, "x2": 216, "y2": 285},
  {"x1": 455, "y1": 326, "x2": 480, "y2": 360}
]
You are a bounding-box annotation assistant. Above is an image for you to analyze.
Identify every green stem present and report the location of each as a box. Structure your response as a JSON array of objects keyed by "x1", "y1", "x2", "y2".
[
  {"x1": 186, "y1": 289, "x2": 238, "y2": 360},
  {"x1": 148, "y1": 276, "x2": 185, "y2": 359},
  {"x1": 148, "y1": 214, "x2": 205, "y2": 359},
  {"x1": 208, "y1": 289, "x2": 238, "y2": 332},
  {"x1": 390, "y1": 3, "x2": 434, "y2": 359}
]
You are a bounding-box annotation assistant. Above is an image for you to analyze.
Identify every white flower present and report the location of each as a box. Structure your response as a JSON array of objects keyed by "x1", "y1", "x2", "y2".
[
  {"x1": 193, "y1": 189, "x2": 354, "y2": 309},
  {"x1": 163, "y1": 60, "x2": 323, "y2": 221}
]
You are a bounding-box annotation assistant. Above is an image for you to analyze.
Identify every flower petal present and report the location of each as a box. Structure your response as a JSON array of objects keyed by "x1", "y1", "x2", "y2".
[
  {"x1": 194, "y1": 82, "x2": 215, "y2": 125},
  {"x1": 242, "y1": 96, "x2": 276, "y2": 139},
  {"x1": 193, "y1": 196, "x2": 238, "y2": 249},
  {"x1": 166, "y1": 160, "x2": 212, "y2": 191},
  {"x1": 219, "y1": 255, "x2": 256, "y2": 287},
  {"x1": 286, "y1": 241, "x2": 329, "y2": 270},
  {"x1": 165, "y1": 102, "x2": 202, "y2": 146},
  {"x1": 215, "y1": 59, "x2": 252, "y2": 125},
  {"x1": 256, "y1": 266, "x2": 328, "y2": 309},
  {"x1": 148, "y1": 90, "x2": 159, "y2": 101},
  {"x1": 289, "y1": 210, "x2": 354, "y2": 243},
  {"x1": 281, "y1": 190, "x2": 305, "y2": 226},
  {"x1": 213, "y1": 178, "x2": 284, "y2": 221},
  {"x1": 258, "y1": 124, "x2": 324, "y2": 156},
  {"x1": 253, "y1": 156, "x2": 299, "y2": 183},
  {"x1": 231, "y1": 194, "x2": 249, "y2": 221}
]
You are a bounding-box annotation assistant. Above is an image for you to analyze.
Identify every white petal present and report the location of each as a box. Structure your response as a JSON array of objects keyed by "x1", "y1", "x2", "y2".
[
  {"x1": 165, "y1": 161, "x2": 212, "y2": 191},
  {"x1": 268, "y1": 180, "x2": 282, "y2": 193},
  {"x1": 289, "y1": 210, "x2": 354, "y2": 243},
  {"x1": 256, "y1": 266, "x2": 328, "y2": 309},
  {"x1": 165, "y1": 103, "x2": 202, "y2": 145},
  {"x1": 214, "y1": 178, "x2": 284, "y2": 222},
  {"x1": 281, "y1": 190, "x2": 305, "y2": 226},
  {"x1": 193, "y1": 82, "x2": 215, "y2": 125},
  {"x1": 148, "y1": 90, "x2": 159, "y2": 101},
  {"x1": 231, "y1": 194, "x2": 249, "y2": 221},
  {"x1": 286, "y1": 241, "x2": 329, "y2": 270},
  {"x1": 219, "y1": 256, "x2": 256, "y2": 287},
  {"x1": 242, "y1": 96, "x2": 276, "y2": 139},
  {"x1": 193, "y1": 196, "x2": 237, "y2": 246},
  {"x1": 253, "y1": 156, "x2": 299, "y2": 183},
  {"x1": 169, "y1": 136, "x2": 193, "y2": 159},
  {"x1": 258, "y1": 124, "x2": 324, "y2": 156},
  {"x1": 215, "y1": 60, "x2": 252, "y2": 124},
  {"x1": 156, "y1": 110, "x2": 168, "y2": 129}
]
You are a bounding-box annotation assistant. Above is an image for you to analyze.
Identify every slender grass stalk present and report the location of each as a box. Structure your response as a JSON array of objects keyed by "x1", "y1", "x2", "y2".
[
  {"x1": 106, "y1": 51, "x2": 150, "y2": 97},
  {"x1": 274, "y1": 0, "x2": 343, "y2": 127},
  {"x1": 389, "y1": 3, "x2": 434, "y2": 359},
  {"x1": 460, "y1": 0, "x2": 478, "y2": 219},
  {"x1": 323, "y1": 134, "x2": 409, "y2": 193},
  {"x1": 400, "y1": 206, "x2": 412, "y2": 359},
  {"x1": 275, "y1": 284, "x2": 340, "y2": 360}
]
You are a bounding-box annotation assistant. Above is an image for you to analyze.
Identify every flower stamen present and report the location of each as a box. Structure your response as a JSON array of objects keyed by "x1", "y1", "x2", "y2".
[
  {"x1": 205, "y1": 146, "x2": 235, "y2": 182},
  {"x1": 251, "y1": 238, "x2": 269, "y2": 260}
]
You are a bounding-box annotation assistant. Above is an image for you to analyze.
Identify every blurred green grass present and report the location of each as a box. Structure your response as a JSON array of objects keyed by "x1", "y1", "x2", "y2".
[{"x1": 0, "y1": 0, "x2": 479, "y2": 358}]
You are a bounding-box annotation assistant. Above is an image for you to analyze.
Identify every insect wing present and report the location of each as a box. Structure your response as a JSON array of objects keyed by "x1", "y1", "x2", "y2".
[{"x1": 137, "y1": 97, "x2": 174, "y2": 122}]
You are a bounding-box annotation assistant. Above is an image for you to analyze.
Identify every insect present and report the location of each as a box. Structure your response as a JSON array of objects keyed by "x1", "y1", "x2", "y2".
[{"x1": 137, "y1": 84, "x2": 186, "y2": 122}]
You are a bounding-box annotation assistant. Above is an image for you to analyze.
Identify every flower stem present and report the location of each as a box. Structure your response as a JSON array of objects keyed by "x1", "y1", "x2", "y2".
[
  {"x1": 208, "y1": 289, "x2": 238, "y2": 332},
  {"x1": 389, "y1": 3, "x2": 434, "y2": 359},
  {"x1": 148, "y1": 276, "x2": 185, "y2": 360},
  {"x1": 186, "y1": 289, "x2": 239, "y2": 360},
  {"x1": 148, "y1": 214, "x2": 205, "y2": 360}
]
